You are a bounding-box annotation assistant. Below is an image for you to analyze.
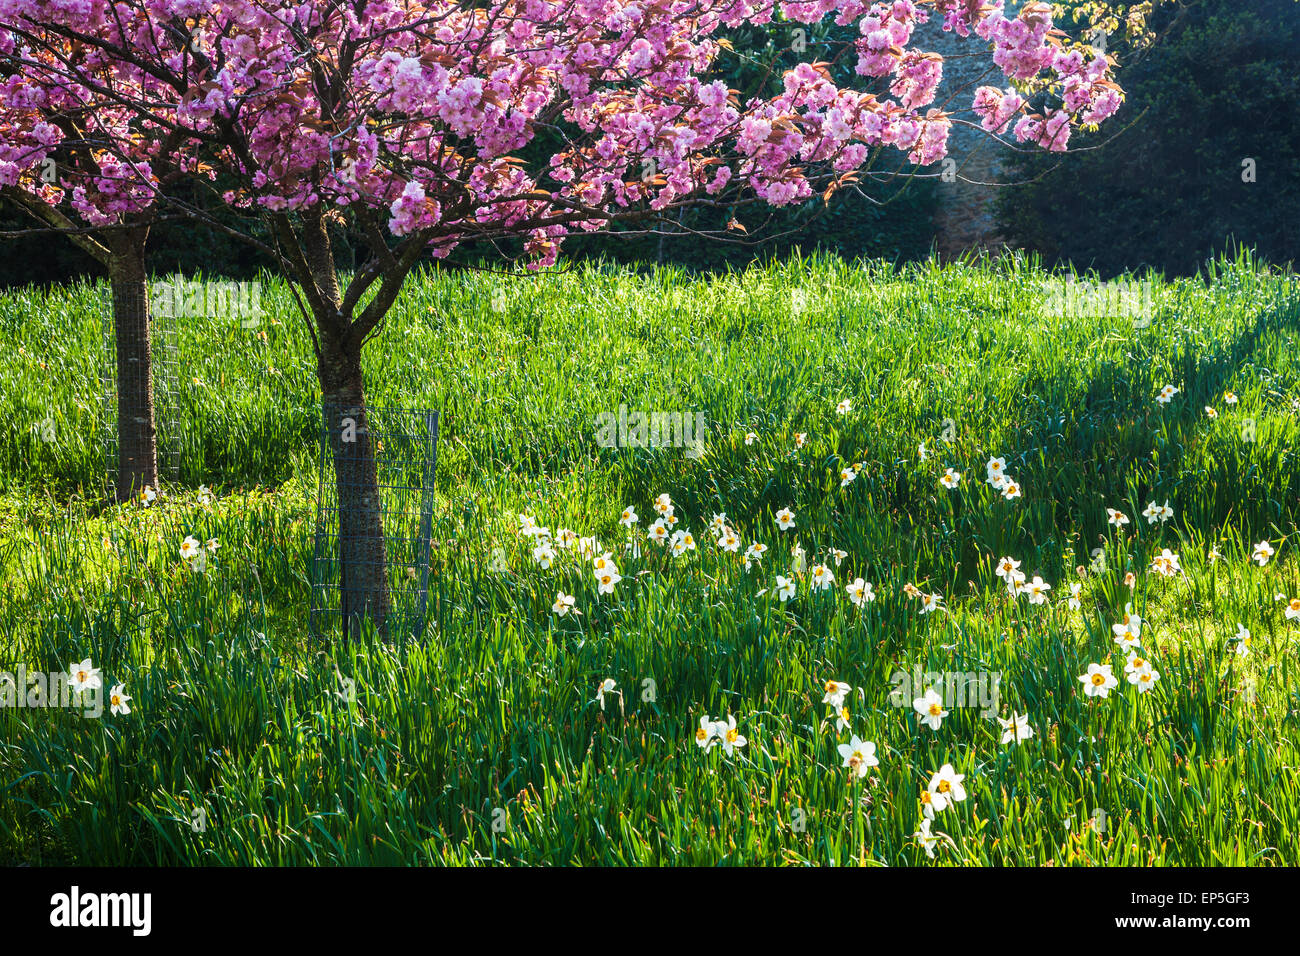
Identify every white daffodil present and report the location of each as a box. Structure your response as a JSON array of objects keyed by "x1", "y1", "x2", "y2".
[
  {"x1": 846, "y1": 578, "x2": 875, "y2": 607},
  {"x1": 1252, "y1": 540, "x2": 1275, "y2": 567},
  {"x1": 717, "y1": 527, "x2": 741, "y2": 553},
  {"x1": 794, "y1": 433, "x2": 807, "y2": 449},
  {"x1": 553, "y1": 591, "x2": 576, "y2": 617},
  {"x1": 179, "y1": 536, "x2": 200, "y2": 562},
  {"x1": 717, "y1": 714, "x2": 747, "y2": 756},
  {"x1": 1106, "y1": 507, "x2": 1129, "y2": 527},
  {"x1": 108, "y1": 683, "x2": 131, "y2": 716},
  {"x1": 68, "y1": 658, "x2": 102, "y2": 695},
  {"x1": 620, "y1": 506, "x2": 638, "y2": 528},
  {"x1": 532, "y1": 542, "x2": 557, "y2": 569},
  {"x1": 647, "y1": 519, "x2": 670, "y2": 545},
  {"x1": 695, "y1": 715, "x2": 718, "y2": 749},
  {"x1": 1285, "y1": 598, "x2": 1300, "y2": 621},
  {"x1": 1079, "y1": 662, "x2": 1119, "y2": 698},
  {"x1": 776, "y1": 575, "x2": 797, "y2": 602},
  {"x1": 1131, "y1": 666, "x2": 1160, "y2": 693},
  {"x1": 835, "y1": 705, "x2": 851, "y2": 734},
  {"x1": 775, "y1": 507, "x2": 796, "y2": 531},
  {"x1": 998, "y1": 712, "x2": 1034, "y2": 745},
  {"x1": 940, "y1": 468, "x2": 961, "y2": 490},
  {"x1": 1001, "y1": 480, "x2": 1022, "y2": 501},
  {"x1": 1234, "y1": 623, "x2": 1252, "y2": 658},
  {"x1": 926, "y1": 764, "x2": 967, "y2": 812},
  {"x1": 918, "y1": 592, "x2": 943, "y2": 615},
  {"x1": 197, "y1": 484, "x2": 212, "y2": 504},
  {"x1": 914, "y1": 817, "x2": 940, "y2": 858},
  {"x1": 743, "y1": 542, "x2": 767, "y2": 569},
  {"x1": 790, "y1": 544, "x2": 807, "y2": 573},
  {"x1": 837, "y1": 735, "x2": 878, "y2": 778},
  {"x1": 1123, "y1": 651, "x2": 1150, "y2": 677},
  {"x1": 137, "y1": 485, "x2": 156, "y2": 507},
  {"x1": 1020, "y1": 576, "x2": 1051, "y2": 605},
  {"x1": 744, "y1": 432, "x2": 757, "y2": 445},
  {"x1": 995, "y1": 556, "x2": 1021, "y2": 583},
  {"x1": 822, "y1": 680, "x2": 851, "y2": 709},
  {"x1": 810, "y1": 564, "x2": 834, "y2": 592},
  {"x1": 1068, "y1": 582, "x2": 1082, "y2": 610},
  {"x1": 1150, "y1": 548, "x2": 1181, "y2": 577},
  {"x1": 829, "y1": 548, "x2": 848, "y2": 567},
  {"x1": 986, "y1": 457, "x2": 1007, "y2": 487},
  {"x1": 597, "y1": 570, "x2": 622, "y2": 594},
  {"x1": 913, "y1": 688, "x2": 948, "y2": 731},
  {"x1": 1155, "y1": 384, "x2": 1180, "y2": 405},
  {"x1": 836, "y1": 398, "x2": 852, "y2": 415}
]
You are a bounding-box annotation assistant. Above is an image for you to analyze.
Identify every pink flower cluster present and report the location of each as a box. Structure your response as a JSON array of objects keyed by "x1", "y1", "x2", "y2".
[{"x1": 0, "y1": 0, "x2": 1125, "y2": 263}]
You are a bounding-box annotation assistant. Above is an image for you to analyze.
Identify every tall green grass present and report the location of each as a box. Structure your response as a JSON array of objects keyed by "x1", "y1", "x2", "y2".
[{"x1": 1, "y1": 251, "x2": 1298, "y2": 865}]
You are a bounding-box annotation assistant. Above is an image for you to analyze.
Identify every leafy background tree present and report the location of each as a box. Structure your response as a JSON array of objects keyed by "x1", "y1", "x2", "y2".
[{"x1": 998, "y1": 0, "x2": 1300, "y2": 277}]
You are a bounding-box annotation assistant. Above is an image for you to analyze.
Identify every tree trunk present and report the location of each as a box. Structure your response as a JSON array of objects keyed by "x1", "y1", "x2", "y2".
[
  {"x1": 320, "y1": 346, "x2": 392, "y2": 641},
  {"x1": 108, "y1": 237, "x2": 159, "y2": 503},
  {"x1": 304, "y1": 210, "x2": 392, "y2": 641}
]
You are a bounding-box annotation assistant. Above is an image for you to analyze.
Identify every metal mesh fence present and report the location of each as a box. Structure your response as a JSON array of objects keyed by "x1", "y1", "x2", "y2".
[
  {"x1": 99, "y1": 284, "x2": 179, "y2": 500},
  {"x1": 309, "y1": 403, "x2": 439, "y2": 644}
]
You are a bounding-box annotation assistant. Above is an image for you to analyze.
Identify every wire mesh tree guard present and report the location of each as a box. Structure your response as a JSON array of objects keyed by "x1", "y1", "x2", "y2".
[
  {"x1": 309, "y1": 402, "x2": 440, "y2": 645},
  {"x1": 99, "y1": 283, "x2": 179, "y2": 502}
]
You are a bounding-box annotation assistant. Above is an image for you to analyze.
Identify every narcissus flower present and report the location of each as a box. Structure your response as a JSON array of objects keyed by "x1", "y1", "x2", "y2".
[
  {"x1": 1068, "y1": 582, "x2": 1082, "y2": 610},
  {"x1": 717, "y1": 527, "x2": 740, "y2": 552},
  {"x1": 717, "y1": 714, "x2": 747, "y2": 756},
  {"x1": 694, "y1": 716, "x2": 716, "y2": 748},
  {"x1": 593, "y1": 678, "x2": 617, "y2": 710},
  {"x1": 1001, "y1": 480, "x2": 1022, "y2": 501},
  {"x1": 822, "y1": 680, "x2": 851, "y2": 708},
  {"x1": 552, "y1": 591, "x2": 576, "y2": 616},
  {"x1": 846, "y1": 578, "x2": 876, "y2": 606},
  {"x1": 840, "y1": 467, "x2": 858, "y2": 488},
  {"x1": 647, "y1": 519, "x2": 670, "y2": 545},
  {"x1": 810, "y1": 564, "x2": 834, "y2": 591},
  {"x1": 743, "y1": 542, "x2": 768, "y2": 569},
  {"x1": 1156, "y1": 384, "x2": 1180, "y2": 404},
  {"x1": 653, "y1": 493, "x2": 674, "y2": 517},
  {"x1": 836, "y1": 398, "x2": 852, "y2": 415},
  {"x1": 1286, "y1": 598, "x2": 1300, "y2": 621},
  {"x1": 795, "y1": 433, "x2": 807, "y2": 448},
  {"x1": 532, "y1": 542, "x2": 557, "y2": 568},
  {"x1": 776, "y1": 575, "x2": 797, "y2": 602},
  {"x1": 913, "y1": 688, "x2": 948, "y2": 731},
  {"x1": 986, "y1": 457, "x2": 1007, "y2": 488},
  {"x1": 918, "y1": 592, "x2": 943, "y2": 614},
  {"x1": 775, "y1": 507, "x2": 796, "y2": 531},
  {"x1": 597, "y1": 570, "x2": 622, "y2": 594},
  {"x1": 926, "y1": 764, "x2": 967, "y2": 812},
  {"x1": 619, "y1": 507, "x2": 638, "y2": 527},
  {"x1": 998, "y1": 712, "x2": 1034, "y2": 745},
  {"x1": 1079, "y1": 662, "x2": 1119, "y2": 698},
  {"x1": 1224, "y1": 391, "x2": 1238, "y2": 405},
  {"x1": 1142, "y1": 500, "x2": 1174, "y2": 524},
  {"x1": 137, "y1": 485, "x2": 156, "y2": 507},
  {"x1": 940, "y1": 468, "x2": 961, "y2": 489},
  {"x1": 179, "y1": 536, "x2": 200, "y2": 562},
  {"x1": 745, "y1": 432, "x2": 757, "y2": 445},
  {"x1": 1106, "y1": 508, "x2": 1129, "y2": 527},
  {"x1": 838, "y1": 735, "x2": 878, "y2": 778},
  {"x1": 1020, "y1": 576, "x2": 1052, "y2": 604},
  {"x1": 914, "y1": 818, "x2": 941, "y2": 858},
  {"x1": 1150, "y1": 548, "x2": 1181, "y2": 577},
  {"x1": 1130, "y1": 666, "x2": 1160, "y2": 693},
  {"x1": 68, "y1": 658, "x2": 101, "y2": 694},
  {"x1": 1233, "y1": 623, "x2": 1252, "y2": 658},
  {"x1": 108, "y1": 683, "x2": 131, "y2": 716},
  {"x1": 1252, "y1": 540, "x2": 1275, "y2": 566},
  {"x1": 995, "y1": 556, "x2": 1022, "y2": 582}
]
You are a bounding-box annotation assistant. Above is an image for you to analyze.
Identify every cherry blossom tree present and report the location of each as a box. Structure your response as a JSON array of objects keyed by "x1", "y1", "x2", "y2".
[
  {"x1": 0, "y1": 35, "x2": 203, "y2": 500},
  {"x1": 0, "y1": 0, "x2": 1124, "y2": 636}
]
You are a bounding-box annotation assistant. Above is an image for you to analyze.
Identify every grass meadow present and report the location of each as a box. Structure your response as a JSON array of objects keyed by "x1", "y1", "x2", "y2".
[{"x1": 2, "y1": 251, "x2": 1299, "y2": 865}]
